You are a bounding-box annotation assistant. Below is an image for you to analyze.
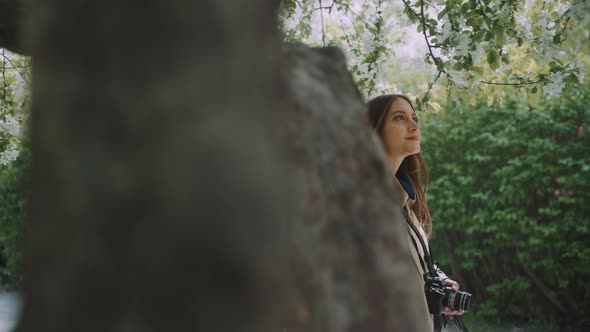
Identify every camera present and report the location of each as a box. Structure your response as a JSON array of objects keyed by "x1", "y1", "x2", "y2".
[{"x1": 424, "y1": 274, "x2": 472, "y2": 314}]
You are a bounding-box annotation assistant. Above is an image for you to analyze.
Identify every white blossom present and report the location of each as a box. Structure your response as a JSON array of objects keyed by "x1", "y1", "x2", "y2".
[
  {"x1": 543, "y1": 71, "x2": 566, "y2": 96},
  {"x1": 515, "y1": 14, "x2": 533, "y2": 39},
  {"x1": 472, "y1": 42, "x2": 487, "y2": 64},
  {"x1": 0, "y1": 115, "x2": 21, "y2": 137},
  {"x1": 553, "y1": 2, "x2": 570, "y2": 16},
  {"x1": 454, "y1": 33, "x2": 472, "y2": 58},
  {"x1": 574, "y1": 59, "x2": 586, "y2": 83},
  {"x1": 446, "y1": 70, "x2": 469, "y2": 87},
  {"x1": 0, "y1": 142, "x2": 19, "y2": 165},
  {"x1": 369, "y1": 82, "x2": 394, "y2": 99},
  {"x1": 440, "y1": 17, "x2": 453, "y2": 43}
]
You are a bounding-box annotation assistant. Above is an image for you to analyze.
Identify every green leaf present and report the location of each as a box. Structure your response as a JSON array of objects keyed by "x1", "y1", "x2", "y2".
[
  {"x1": 473, "y1": 30, "x2": 485, "y2": 42},
  {"x1": 436, "y1": 59, "x2": 445, "y2": 72},
  {"x1": 437, "y1": 7, "x2": 450, "y2": 20},
  {"x1": 495, "y1": 29, "x2": 506, "y2": 46},
  {"x1": 487, "y1": 48, "x2": 499, "y2": 70},
  {"x1": 476, "y1": 17, "x2": 484, "y2": 27},
  {"x1": 566, "y1": 73, "x2": 580, "y2": 84}
]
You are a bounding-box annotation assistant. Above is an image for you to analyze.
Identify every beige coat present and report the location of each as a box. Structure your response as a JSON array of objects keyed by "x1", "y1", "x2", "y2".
[{"x1": 394, "y1": 177, "x2": 448, "y2": 332}]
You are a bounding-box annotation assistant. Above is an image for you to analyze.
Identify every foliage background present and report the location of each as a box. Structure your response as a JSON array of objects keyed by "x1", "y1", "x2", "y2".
[
  {"x1": 422, "y1": 88, "x2": 590, "y2": 331},
  {"x1": 0, "y1": 142, "x2": 27, "y2": 287},
  {"x1": 0, "y1": 50, "x2": 28, "y2": 289}
]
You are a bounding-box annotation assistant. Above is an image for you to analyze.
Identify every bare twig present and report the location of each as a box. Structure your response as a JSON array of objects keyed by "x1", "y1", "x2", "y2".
[
  {"x1": 400, "y1": 0, "x2": 448, "y2": 103},
  {"x1": 1, "y1": 48, "x2": 30, "y2": 84},
  {"x1": 291, "y1": 0, "x2": 315, "y2": 36},
  {"x1": 332, "y1": 0, "x2": 372, "y2": 31},
  {"x1": 516, "y1": 248, "x2": 569, "y2": 315},
  {"x1": 401, "y1": 0, "x2": 445, "y2": 75},
  {"x1": 476, "y1": 0, "x2": 493, "y2": 25},
  {"x1": 420, "y1": 70, "x2": 442, "y2": 107},
  {"x1": 319, "y1": 0, "x2": 326, "y2": 46},
  {"x1": 419, "y1": 0, "x2": 443, "y2": 73},
  {"x1": 337, "y1": 3, "x2": 362, "y2": 37},
  {"x1": 337, "y1": 11, "x2": 355, "y2": 50},
  {"x1": 2, "y1": 49, "x2": 5, "y2": 101},
  {"x1": 480, "y1": 80, "x2": 542, "y2": 86},
  {"x1": 400, "y1": 0, "x2": 435, "y2": 29},
  {"x1": 476, "y1": 0, "x2": 519, "y2": 37},
  {"x1": 292, "y1": 3, "x2": 338, "y2": 39}
]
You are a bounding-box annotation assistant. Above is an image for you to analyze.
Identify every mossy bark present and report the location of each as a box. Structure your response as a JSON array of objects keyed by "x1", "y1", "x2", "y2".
[{"x1": 282, "y1": 44, "x2": 429, "y2": 332}]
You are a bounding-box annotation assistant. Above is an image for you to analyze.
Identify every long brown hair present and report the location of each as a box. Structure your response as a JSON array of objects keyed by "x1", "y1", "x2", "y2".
[{"x1": 367, "y1": 94, "x2": 433, "y2": 236}]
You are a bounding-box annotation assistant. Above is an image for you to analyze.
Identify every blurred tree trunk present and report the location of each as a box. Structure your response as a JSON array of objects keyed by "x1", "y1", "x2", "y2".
[
  {"x1": 6, "y1": 1, "x2": 427, "y2": 332},
  {"x1": 18, "y1": 1, "x2": 290, "y2": 332},
  {"x1": 0, "y1": 0, "x2": 26, "y2": 54}
]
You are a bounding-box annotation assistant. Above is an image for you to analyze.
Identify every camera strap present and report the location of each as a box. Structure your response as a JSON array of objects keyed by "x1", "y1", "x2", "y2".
[
  {"x1": 408, "y1": 231, "x2": 428, "y2": 273},
  {"x1": 402, "y1": 207, "x2": 437, "y2": 278},
  {"x1": 453, "y1": 316, "x2": 470, "y2": 332},
  {"x1": 402, "y1": 208, "x2": 471, "y2": 332}
]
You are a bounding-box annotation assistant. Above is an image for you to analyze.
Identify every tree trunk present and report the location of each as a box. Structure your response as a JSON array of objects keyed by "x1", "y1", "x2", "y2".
[
  {"x1": 282, "y1": 44, "x2": 429, "y2": 332},
  {"x1": 0, "y1": 0, "x2": 26, "y2": 54},
  {"x1": 13, "y1": 1, "x2": 427, "y2": 332},
  {"x1": 18, "y1": 1, "x2": 290, "y2": 332}
]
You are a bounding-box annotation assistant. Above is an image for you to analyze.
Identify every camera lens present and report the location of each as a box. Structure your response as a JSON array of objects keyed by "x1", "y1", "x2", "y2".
[{"x1": 443, "y1": 287, "x2": 472, "y2": 312}]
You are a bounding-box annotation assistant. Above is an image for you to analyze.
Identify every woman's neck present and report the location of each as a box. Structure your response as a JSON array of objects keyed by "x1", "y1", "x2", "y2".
[{"x1": 389, "y1": 155, "x2": 403, "y2": 175}]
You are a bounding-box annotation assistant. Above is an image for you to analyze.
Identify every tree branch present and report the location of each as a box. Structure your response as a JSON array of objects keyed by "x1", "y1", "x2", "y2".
[
  {"x1": 1, "y1": 50, "x2": 29, "y2": 83},
  {"x1": 419, "y1": 0, "x2": 443, "y2": 72},
  {"x1": 480, "y1": 80, "x2": 542, "y2": 86},
  {"x1": 476, "y1": 0, "x2": 493, "y2": 26},
  {"x1": 333, "y1": 0, "x2": 375, "y2": 31},
  {"x1": 401, "y1": 0, "x2": 445, "y2": 75},
  {"x1": 2, "y1": 48, "x2": 6, "y2": 102},
  {"x1": 400, "y1": 0, "x2": 434, "y2": 29},
  {"x1": 336, "y1": 11, "x2": 355, "y2": 50},
  {"x1": 476, "y1": 0, "x2": 518, "y2": 37},
  {"x1": 516, "y1": 248, "x2": 568, "y2": 315},
  {"x1": 419, "y1": 70, "x2": 442, "y2": 108},
  {"x1": 319, "y1": 0, "x2": 326, "y2": 46},
  {"x1": 291, "y1": 2, "x2": 337, "y2": 39}
]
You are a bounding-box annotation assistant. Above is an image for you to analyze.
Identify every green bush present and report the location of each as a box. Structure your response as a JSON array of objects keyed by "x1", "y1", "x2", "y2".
[
  {"x1": 422, "y1": 90, "x2": 590, "y2": 331},
  {"x1": 0, "y1": 144, "x2": 28, "y2": 288}
]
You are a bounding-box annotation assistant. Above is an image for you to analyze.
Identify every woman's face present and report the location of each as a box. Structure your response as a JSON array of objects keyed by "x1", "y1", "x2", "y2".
[{"x1": 380, "y1": 98, "x2": 421, "y2": 159}]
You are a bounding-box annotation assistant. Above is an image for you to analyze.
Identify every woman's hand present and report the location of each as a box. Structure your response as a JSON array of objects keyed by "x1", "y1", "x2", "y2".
[{"x1": 442, "y1": 278, "x2": 464, "y2": 316}]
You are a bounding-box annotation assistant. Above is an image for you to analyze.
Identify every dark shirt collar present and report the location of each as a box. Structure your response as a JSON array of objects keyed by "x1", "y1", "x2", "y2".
[{"x1": 395, "y1": 170, "x2": 415, "y2": 200}]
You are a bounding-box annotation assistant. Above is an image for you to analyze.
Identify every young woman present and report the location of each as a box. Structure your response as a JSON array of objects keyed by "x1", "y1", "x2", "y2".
[{"x1": 368, "y1": 94, "x2": 463, "y2": 331}]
